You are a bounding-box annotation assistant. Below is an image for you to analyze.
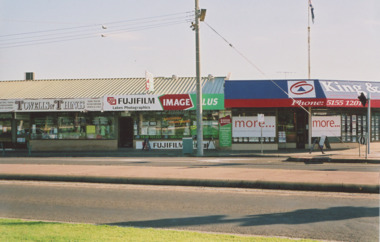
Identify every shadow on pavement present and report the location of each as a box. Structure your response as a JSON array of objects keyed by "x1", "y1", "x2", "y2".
[{"x1": 105, "y1": 206, "x2": 378, "y2": 228}]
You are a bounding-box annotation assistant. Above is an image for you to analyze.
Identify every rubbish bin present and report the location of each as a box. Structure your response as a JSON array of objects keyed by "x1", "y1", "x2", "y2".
[{"x1": 182, "y1": 137, "x2": 193, "y2": 154}]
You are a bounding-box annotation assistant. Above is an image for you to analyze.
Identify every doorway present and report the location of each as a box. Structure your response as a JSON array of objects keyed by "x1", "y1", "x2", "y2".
[
  {"x1": 296, "y1": 110, "x2": 308, "y2": 149},
  {"x1": 119, "y1": 117, "x2": 133, "y2": 148}
]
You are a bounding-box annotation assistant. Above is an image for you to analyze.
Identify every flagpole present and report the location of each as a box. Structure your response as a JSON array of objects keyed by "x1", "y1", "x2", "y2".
[
  {"x1": 308, "y1": 0, "x2": 311, "y2": 79},
  {"x1": 307, "y1": 0, "x2": 312, "y2": 150}
]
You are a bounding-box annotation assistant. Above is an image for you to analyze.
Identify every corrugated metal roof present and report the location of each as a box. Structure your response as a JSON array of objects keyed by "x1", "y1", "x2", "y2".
[{"x1": 0, "y1": 76, "x2": 225, "y2": 99}]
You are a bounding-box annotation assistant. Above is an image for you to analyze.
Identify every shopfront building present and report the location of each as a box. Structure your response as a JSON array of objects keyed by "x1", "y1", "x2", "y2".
[
  {"x1": 103, "y1": 93, "x2": 224, "y2": 149},
  {"x1": 224, "y1": 79, "x2": 380, "y2": 150},
  {"x1": 0, "y1": 75, "x2": 225, "y2": 151}
]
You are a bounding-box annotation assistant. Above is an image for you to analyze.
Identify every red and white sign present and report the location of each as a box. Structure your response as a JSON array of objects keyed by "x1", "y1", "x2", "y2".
[
  {"x1": 219, "y1": 115, "x2": 232, "y2": 126},
  {"x1": 159, "y1": 94, "x2": 193, "y2": 110},
  {"x1": 232, "y1": 116, "x2": 276, "y2": 137},
  {"x1": 312, "y1": 116, "x2": 341, "y2": 137},
  {"x1": 107, "y1": 97, "x2": 117, "y2": 105},
  {"x1": 145, "y1": 71, "x2": 154, "y2": 92},
  {"x1": 103, "y1": 95, "x2": 162, "y2": 111},
  {"x1": 288, "y1": 80, "x2": 316, "y2": 98}
]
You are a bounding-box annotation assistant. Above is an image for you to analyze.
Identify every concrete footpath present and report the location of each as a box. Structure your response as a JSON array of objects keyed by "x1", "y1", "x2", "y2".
[{"x1": 0, "y1": 148, "x2": 379, "y2": 194}]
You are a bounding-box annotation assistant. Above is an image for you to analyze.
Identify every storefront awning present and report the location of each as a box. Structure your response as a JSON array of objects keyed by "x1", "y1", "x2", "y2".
[{"x1": 225, "y1": 79, "x2": 380, "y2": 108}]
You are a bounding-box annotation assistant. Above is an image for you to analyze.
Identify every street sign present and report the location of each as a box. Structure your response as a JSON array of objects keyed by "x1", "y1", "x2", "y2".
[{"x1": 258, "y1": 113, "x2": 264, "y2": 122}]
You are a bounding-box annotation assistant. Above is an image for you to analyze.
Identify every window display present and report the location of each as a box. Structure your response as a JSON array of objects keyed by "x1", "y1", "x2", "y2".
[
  {"x1": 30, "y1": 112, "x2": 115, "y2": 140},
  {"x1": 135, "y1": 110, "x2": 218, "y2": 140},
  {"x1": 58, "y1": 113, "x2": 86, "y2": 139},
  {"x1": 278, "y1": 109, "x2": 296, "y2": 142},
  {"x1": 16, "y1": 113, "x2": 30, "y2": 144},
  {"x1": 88, "y1": 114, "x2": 115, "y2": 139},
  {"x1": 0, "y1": 119, "x2": 12, "y2": 139},
  {"x1": 32, "y1": 113, "x2": 57, "y2": 139}
]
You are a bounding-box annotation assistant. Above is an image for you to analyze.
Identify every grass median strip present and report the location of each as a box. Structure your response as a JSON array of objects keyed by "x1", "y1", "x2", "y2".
[{"x1": 0, "y1": 218, "x2": 319, "y2": 242}]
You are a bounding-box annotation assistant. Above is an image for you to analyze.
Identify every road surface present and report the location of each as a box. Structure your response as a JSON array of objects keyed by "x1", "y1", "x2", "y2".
[{"x1": 0, "y1": 181, "x2": 378, "y2": 241}]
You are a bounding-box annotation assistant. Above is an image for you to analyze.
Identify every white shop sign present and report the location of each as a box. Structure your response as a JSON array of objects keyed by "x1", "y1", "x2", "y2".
[
  {"x1": 103, "y1": 95, "x2": 162, "y2": 111},
  {"x1": 312, "y1": 116, "x2": 341, "y2": 137},
  {"x1": 136, "y1": 140, "x2": 216, "y2": 150},
  {"x1": 232, "y1": 116, "x2": 276, "y2": 137},
  {"x1": 0, "y1": 98, "x2": 102, "y2": 112}
]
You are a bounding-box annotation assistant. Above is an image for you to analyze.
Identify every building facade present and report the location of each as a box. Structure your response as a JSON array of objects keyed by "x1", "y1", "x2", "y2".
[
  {"x1": 1, "y1": 77, "x2": 379, "y2": 152},
  {"x1": 224, "y1": 79, "x2": 380, "y2": 151},
  {"x1": 0, "y1": 75, "x2": 225, "y2": 151}
]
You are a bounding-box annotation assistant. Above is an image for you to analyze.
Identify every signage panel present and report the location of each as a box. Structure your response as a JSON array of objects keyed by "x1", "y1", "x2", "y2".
[
  {"x1": 288, "y1": 80, "x2": 316, "y2": 98},
  {"x1": 312, "y1": 116, "x2": 341, "y2": 137},
  {"x1": 320, "y1": 81, "x2": 380, "y2": 99},
  {"x1": 232, "y1": 116, "x2": 276, "y2": 138},
  {"x1": 159, "y1": 94, "x2": 193, "y2": 110},
  {"x1": 104, "y1": 94, "x2": 224, "y2": 111},
  {"x1": 0, "y1": 98, "x2": 102, "y2": 112},
  {"x1": 135, "y1": 140, "x2": 215, "y2": 150},
  {"x1": 103, "y1": 95, "x2": 162, "y2": 111},
  {"x1": 219, "y1": 113, "x2": 232, "y2": 147}
]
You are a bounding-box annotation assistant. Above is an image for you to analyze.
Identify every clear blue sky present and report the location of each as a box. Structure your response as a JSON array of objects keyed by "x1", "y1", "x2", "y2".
[{"x1": 0, "y1": 0, "x2": 379, "y2": 81}]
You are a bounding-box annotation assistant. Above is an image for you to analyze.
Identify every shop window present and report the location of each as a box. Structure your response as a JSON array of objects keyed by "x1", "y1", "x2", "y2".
[
  {"x1": 339, "y1": 112, "x2": 366, "y2": 143},
  {"x1": 278, "y1": 109, "x2": 296, "y2": 143},
  {"x1": 313, "y1": 109, "x2": 377, "y2": 143},
  {"x1": 371, "y1": 113, "x2": 380, "y2": 142},
  {"x1": 86, "y1": 114, "x2": 115, "y2": 140},
  {"x1": 58, "y1": 113, "x2": 86, "y2": 139},
  {"x1": 0, "y1": 113, "x2": 12, "y2": 147},
  {"x1": 161, "y1": 111, "x2": 192, "y2": 139},
  {"x1": 0, "y1": 119, "x2": 12, "y2": 140},
  {"x1": 139, "y1": 112, "x2": 162, "y2": 138},
  {"x1": 31, "y1": 112, "x2": 115, "y2": 140},
  {"x1": 135, "y1": 110, "x2": 218, "y2": 140},
  {"x1": 31, "y1": 113, "x2": 57, "y2": 140},
  {"x1": 203, "y1": 111, "x2": 219, "y2": 139},
  {"x1": 16, "y1": 113, "x2": 30, "y2": 145}
]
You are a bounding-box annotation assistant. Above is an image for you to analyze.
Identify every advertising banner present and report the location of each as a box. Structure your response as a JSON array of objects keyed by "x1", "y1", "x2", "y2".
[
  {"x1": 219, "y1": 113, "x2": 232, "y2": 147},
  {"x1": 0, "y1": 98, "x2": 102, "y2": 112},
  {"x1": 312, "y1": 116, "x2": 341, "y2": 137},
  {"x1": 0, "y1": 100, "x2": 14, "y2": 112},
  {"x1": 104, "y1": 94, "x2": 224, "y2": 111},
  {"x1": 232, "y1": 116, "x2": 276, "y2": 137},
  {"x1": 104, "y1": 95, "x2": 162, "y2": 111},
  {"x1": 189, "y1": 94, "x2": 224, "y2": 110},
  {"x1": 135, "y1": 140, "x2": 215, "y2": 150}
]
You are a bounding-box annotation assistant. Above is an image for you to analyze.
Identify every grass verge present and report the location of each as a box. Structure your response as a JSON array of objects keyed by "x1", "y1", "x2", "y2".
[{"x1": 0, "y1": 218, "x2": 319, "y2": 241}]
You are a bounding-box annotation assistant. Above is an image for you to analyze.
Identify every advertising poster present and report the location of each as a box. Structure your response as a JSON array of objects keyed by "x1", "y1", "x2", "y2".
[
  {"x1": 219, "y1": 113, "x2": 232, "y2": 147},
  {"x1": 104, "y1": 94, "x2": 224, "y2": 111},
  {"x1": 312, "y1": 116, "x2": 341, "y2": 137},
  {"x1": 0, "y1": 98, "x2": 102, "y2": 112},
  {"x1": 232, "y1": 116, "x2": 276, "y2": 138}
]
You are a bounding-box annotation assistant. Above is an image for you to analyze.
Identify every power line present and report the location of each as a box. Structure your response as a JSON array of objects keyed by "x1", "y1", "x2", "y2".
[
  {"x1": 203, "y1": 22, "x2": 265, "y2": 76},
  {"x1": 0, "y1": 18, "x2": 191, "y2": 45},
  {"x1": 0, "y1": 11, "x2": 194, "y2": 39},
  {"x1": 203, "y1": 21, "x2": 310, "y2": 115},
  {"x1": 0, "y1": 14, "x2": 193, "y2": 49}
]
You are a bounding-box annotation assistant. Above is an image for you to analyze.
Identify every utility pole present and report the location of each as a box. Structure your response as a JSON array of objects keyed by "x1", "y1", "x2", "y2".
[
  {"x1": 307, "y1": 0, "x2": 312, "y2": 150},
  {"x1": 367, "y1": 93, "x2": 371, "y2": 156},
  {"x1": 195, "y1": 0, "x2": 203, "y2": 156}
]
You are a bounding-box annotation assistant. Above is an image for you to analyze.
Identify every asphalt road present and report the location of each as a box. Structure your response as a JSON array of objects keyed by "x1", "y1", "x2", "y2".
[
  {"x1": 0, "y1": 181, "x2": 378, "y2": 241},
  {"x1": 0, "y1": 156, "x2": 379, "y2": 172}
]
